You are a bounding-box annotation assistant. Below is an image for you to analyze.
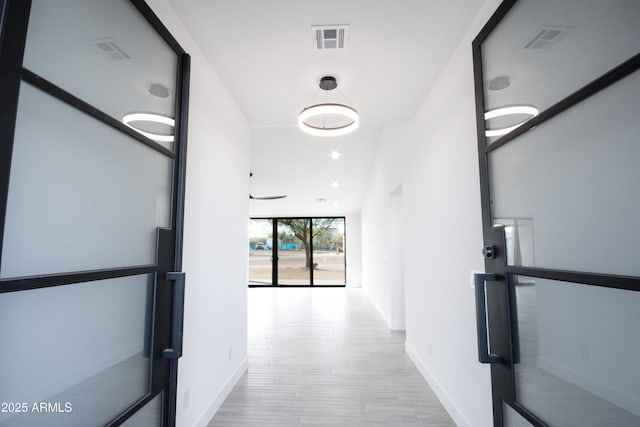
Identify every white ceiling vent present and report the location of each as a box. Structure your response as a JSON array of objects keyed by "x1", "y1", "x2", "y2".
[
  {"x1": 522, "y1": 26, "x2": 572, "y2": 51},
  {"x1": 88, "y1": 38, "x2": 131, "y2": 60},
  {"x1": 311, "y1": 25, "x2": 349, "y2": 50},
  {"x1": 315, "y1": 197, "x2": 327, "y2": 203}
]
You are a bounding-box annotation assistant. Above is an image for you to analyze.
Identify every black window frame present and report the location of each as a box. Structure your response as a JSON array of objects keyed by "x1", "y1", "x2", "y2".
[{"x1": 249, "y1": 216, "x2": 347, "y2": 287}]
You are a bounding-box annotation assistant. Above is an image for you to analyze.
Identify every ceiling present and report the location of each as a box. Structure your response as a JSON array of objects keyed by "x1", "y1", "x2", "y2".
[{"x1": 169, "y1": 0, "x2": 484, "y2": 216}]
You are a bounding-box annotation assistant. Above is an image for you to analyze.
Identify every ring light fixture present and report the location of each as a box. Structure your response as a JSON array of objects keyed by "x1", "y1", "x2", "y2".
[
  {"x1": 298, "y1": 103, "x2": 359, "y2": 137},
  {"x1": 122, "y1": 112, "x2": 175, "y2": 142},
  {"x1": 484, "y1": 105, "x2": 539, "y2": 137},
  {"x1": 298, "y1": 76, "x2": 359, "y2": 137}
]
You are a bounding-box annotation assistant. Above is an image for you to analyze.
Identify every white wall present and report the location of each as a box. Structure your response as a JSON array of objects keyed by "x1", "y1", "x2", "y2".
[
  {"x1": 147, "y1": 2, "x2": 250, "y2": 426},
  {"x1": 360, "y1": 122, "x2": 411, "y2": 329},
  {"x1": 360, "y1": 0, "x2": 502, "y2": 425},
  {"x1": 387, "y1": 189, "x2": 405, "y2": 330},
  {"x1": 345, "y1": 213, "x2": 362, "y2": 288}
]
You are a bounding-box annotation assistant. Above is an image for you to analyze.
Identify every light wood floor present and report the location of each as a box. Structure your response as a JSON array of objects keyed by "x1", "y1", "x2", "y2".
[{"x1": 208, "y1": 288, "x2": 455, "y2": 427}]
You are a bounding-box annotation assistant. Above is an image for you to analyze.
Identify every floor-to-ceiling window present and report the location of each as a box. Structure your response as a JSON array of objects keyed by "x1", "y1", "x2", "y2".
[
  {"x1": 248, "y1": 217, "x2": 345, "y2": 286},
  {"x1": 248, "y1": 219, "x2": 273, "y2": 285}
]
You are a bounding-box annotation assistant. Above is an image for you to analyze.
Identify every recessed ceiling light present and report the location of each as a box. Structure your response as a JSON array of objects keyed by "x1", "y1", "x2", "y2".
[
  {"x1": 333, "y1": 203, "x2": 339, "y2": 208},
  {"x1": 149, "y1": 83, "x2": 170, "y2": 98},
  {"x1": 331, "y1": 181, "x2": 340, "y2": 189},
  {"x1": 488, "y1": 76, "x2": 510, "y2": 91},
  {"x1": 331, "y1": 151, "x2": 341, "y2": 159}
]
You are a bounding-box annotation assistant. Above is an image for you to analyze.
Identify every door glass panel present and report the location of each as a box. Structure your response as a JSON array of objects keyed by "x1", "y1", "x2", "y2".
[
  {"x1": 489, "y1": 70, "x2": 640, "y2": 276},
  {"x1": 481, "y1": 0, "x2": 640, "y2": 143},
  {"x1": 23, "y1": 0, "x2": 178, "y2": 150},
  {"x1": 1, "y1": 83, "x2": 172, "y2": 278},
  {"x1": 0, "y1": 274, "x2": 153, "y2": 426},
  {"x1": 502, "y1": 402, "x2": 534, "y2": 427},
  {"x1": 248, "y1": 219, "x2": 273, "y2": 285},
  {"x1": 312, "y1": 218, "x2": 345, "y2": 285},
  {"x1": 277, "y1": 219, "x2": 311, "y2": 285},
  {"x1": 121, "y1": 392, "x2": 163, "y2": 427},
  {"x1": 512, "y1": 275, "x2": 640, "y2": 426},
  {"x1": 0, "y1": 1, "x2": 5, "y2": 37}
]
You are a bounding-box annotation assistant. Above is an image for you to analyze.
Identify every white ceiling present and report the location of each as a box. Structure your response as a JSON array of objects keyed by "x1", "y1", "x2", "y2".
[
  {"x1": 249, "y1": 125, "x2": 381, "y2": 217},
  {"x1": 169, "y1": 0, "x2": 484, "y2": 216}
]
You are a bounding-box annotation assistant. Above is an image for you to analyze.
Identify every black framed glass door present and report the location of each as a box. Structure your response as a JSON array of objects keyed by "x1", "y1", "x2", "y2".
[
  {"x1": 0, "y1": 0, "x2": 189, "y2": 425},
  {"x1": 277, "y1": 219, "x2": 312, "y2": 285},
  {"x1": 311, "y1": 218, "x2": 346, "y2": 285},
  {"x1": 248, "y1": 217, "x2": 346, "y2": 287},
  {"x1": 248, "y1": 219, "x2": 273, "y2": 285},
  {"x1": 473, "y1": 1, "x2": 640, "y2": 426}
]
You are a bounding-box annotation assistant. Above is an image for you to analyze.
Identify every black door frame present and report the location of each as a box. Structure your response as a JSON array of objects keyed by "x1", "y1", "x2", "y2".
[
  {"x1": 249, "y1": 216, "x2": 347, "y2": 287},
  {"x1": 472, "y1": 1, "x2": 640, "y2": 426},
  {"x1": 0, "y1": 1, "x2": 189, "y2": 425}
]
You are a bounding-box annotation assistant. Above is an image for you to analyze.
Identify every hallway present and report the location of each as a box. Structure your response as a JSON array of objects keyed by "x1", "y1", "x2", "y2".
[{"x1": 209, "y1": 288, "x2": 454, "y2": 426}]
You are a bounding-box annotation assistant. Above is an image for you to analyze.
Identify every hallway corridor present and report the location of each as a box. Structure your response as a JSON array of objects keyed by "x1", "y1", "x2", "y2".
[{"x1": 209, "y1": 288, "x2": 455, "y2": 426}]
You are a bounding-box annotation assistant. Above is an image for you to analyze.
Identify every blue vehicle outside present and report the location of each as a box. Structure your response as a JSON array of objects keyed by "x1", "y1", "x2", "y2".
[{"x1": 250, "y1": 243, "x2": 271, "y2": 250}]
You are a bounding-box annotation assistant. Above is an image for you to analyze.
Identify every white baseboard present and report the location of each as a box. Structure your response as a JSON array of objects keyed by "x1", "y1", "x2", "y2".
[
  {"x1": 538, "y1": 356, "x2": 640, "y2": 417},
  {"x1": 405, "y1": 341, "x2": 471, "y2": 427},
  {"x1": 194, "y1": 357, "x2": 249, "y2": 427}
]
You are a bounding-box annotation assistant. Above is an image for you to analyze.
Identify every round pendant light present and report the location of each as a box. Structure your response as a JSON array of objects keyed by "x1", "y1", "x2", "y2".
[
  {"x1": 122, "y1": 112, "x2": 175, "y2": 142},
  {"x1": 298, "y1": 76, "x2": 359, "y2": 137},
  {"x1": 484, "y1": 105, "x2": 539, "y2": 137}
]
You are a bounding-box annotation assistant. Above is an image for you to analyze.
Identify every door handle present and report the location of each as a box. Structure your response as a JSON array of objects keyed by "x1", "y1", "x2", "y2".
[
  {"x1": 474, "y1": 273, "x2": 503, "y2": 364},
  {"x1": 162, "y1": 272, "x2": 185, "y2": 360}
]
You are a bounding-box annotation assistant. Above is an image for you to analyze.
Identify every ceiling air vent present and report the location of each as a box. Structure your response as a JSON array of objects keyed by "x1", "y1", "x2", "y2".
[
  {"x1": 312, "y1": 25, "x2": 349, "y2": 50},
  {"x1": 88, "y1": 38, "x2": 131, "y2": 60},
  {"x1": 315, "y1": 197, "x2": 327, "y2": 203},
  {"x1": 522, "y1": 26, "x2": 572, "y2": 51}
]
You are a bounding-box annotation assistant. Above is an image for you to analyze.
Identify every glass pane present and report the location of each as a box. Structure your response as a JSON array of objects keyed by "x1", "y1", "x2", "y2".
[
  {"x1": 248, "y1": 219, "x2": 273, "y2": 285},
  {"x1": 502, "y1": 402, "x2": 534, "y2": 427},
  {"x1": 121, "y1": 392, "x2": 163, "y2": 427},
  {"x1": 512, "y1": 276, "x2": 640, "y2": 426},
  {"x1": 0, "y1": 274, "x2": 153, "y2": 426},
  {"x1": 481, "y1": 0, "x2": 640, "y2": 143},
  {"x1": 489, "y1": 70, "x2": 640, "y2": 277},
  {"x1": 1, "y1": 83, "x2": 172, "y2": 278},
  {"x1": 492, "y1": 218, "x2": 535, "y2": 267},
  {"x1": 23, "y1": 0, "x2": 178, "y2": 150},
  {"x1": 312, "y1": 218, "x2": 345, "y2": 285},
  {"x1": 277, "y1": 219, "x2": 311, "y2": 285},
  {"x1": 0, "y1": 1, "x2": 5, "y2": 35}
]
